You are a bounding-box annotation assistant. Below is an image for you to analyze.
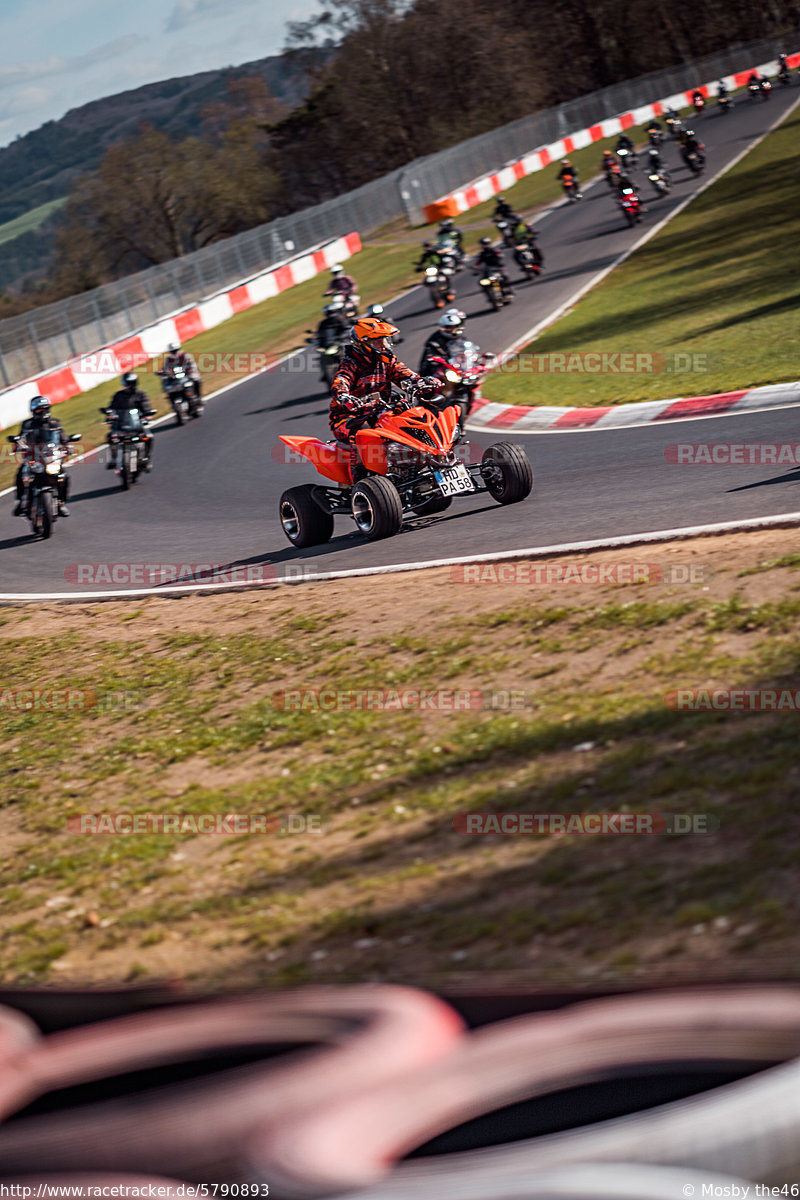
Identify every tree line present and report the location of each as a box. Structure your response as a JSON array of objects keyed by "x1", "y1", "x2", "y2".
[{"x1": 3, "y1": 0, "x2": 799, "y2": 317}]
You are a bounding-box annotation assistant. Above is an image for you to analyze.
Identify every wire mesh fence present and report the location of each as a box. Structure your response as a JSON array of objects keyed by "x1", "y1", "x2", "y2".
[{"x1": 0, "y1": 32, "x2": 793, "y2": 389}]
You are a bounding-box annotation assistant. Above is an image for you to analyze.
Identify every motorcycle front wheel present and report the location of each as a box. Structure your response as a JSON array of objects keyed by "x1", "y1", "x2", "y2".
[{"x1": 36, "y1": 491, "x2": 53, "y2": 540}]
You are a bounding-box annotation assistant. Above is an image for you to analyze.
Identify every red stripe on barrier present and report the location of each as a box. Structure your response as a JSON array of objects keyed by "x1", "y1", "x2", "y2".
[
  {"x1": 733, "y1": 70, "x2": 751, "y2": 87},
  {"x1": 174, "y1": 308, "x2": 204, "y2": 342},
  {"x1": 512, "y1": 161, "x2": 525, "y2": 179},
  {"x1": 345, "y1": 232, "x2": 362, "y2": 254},
  {"x1": 620, "y1": 112, "x2": 635, "y2": 129},
  {"x1": 588, "y1": 124, "x2": 604, "y2": 142},
  {"x1": 313, "y1": 250, "x2": 328, "y2": 273},
  {"x1": 788, "y1": 53, "x2": 800, "y2": 69},
  {"x1": 38, "y1": 366, "x2": 79, "y2": 406},
  {"x1": 655, "y1": 391, "x2": 748, "y2": 420},
  {"x1": 464, "y1": 186, "x2": 479, "y2": 207},
  {"x1": 486, "y1": 404, "x2": 536, "y2": 428},
  {"x1": 539, "y1": 148, "x2": 551, "y2": 167},
  {"x1": 563, "y1": 136, "x2": 575, "y2": 153},
  {"x1": 653, "y1": 101, "x2": 664, "y2": 115},
  {"x1": 228, "y1": 285, "x2": 252, "y2": 314},
  {"x1": 553, "y1": 407, "x2": 613, "y2": 428},
  {"x1": 273, "y1": 265, "x2": 295, "y2": 292},
  {"x1": 112, "y1": 335, "x2": 147, "y2": 371}
]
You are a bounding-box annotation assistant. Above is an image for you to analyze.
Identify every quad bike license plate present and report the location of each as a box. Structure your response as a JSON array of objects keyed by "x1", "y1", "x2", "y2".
[{"x1": 434, "y1": 463, "x2": 474, "y2": 496}]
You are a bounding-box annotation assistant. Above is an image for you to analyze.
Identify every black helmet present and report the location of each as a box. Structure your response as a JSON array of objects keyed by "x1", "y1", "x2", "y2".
[
  {"x1": 30, "y1": 395, "x2": 50, "y2": 417},
  {"x1": 122, "y1": 371, "x2": 138, "y2": 389},
  {"x1": 422, "y1": 241, "x2": 432, "y2": 249},
  {"x1": 480, "y1": 236, "x2": 492, "y2": 246}
]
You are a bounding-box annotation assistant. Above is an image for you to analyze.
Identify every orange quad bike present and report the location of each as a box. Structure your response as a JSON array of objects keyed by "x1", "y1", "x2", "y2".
[{"x1": 277, "y1": 383, "x2": 533, "y2": 546}]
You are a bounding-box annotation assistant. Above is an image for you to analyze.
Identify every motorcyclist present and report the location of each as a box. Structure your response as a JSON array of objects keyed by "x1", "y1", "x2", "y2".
[
  {"x1": 645, "y1": 118, "x2": 663, "y2": 143},
  {"x1": 437, "y1": 218, "x2": 464, "y2": 252},
  {"x1": 557, "y1": 159, "x2": 582, "y2": 197},
  {"x1": 691, "y1": 89, "x2": 705, "y2": 107},
  {"x1": 515, "y1": 221, "x2": 544, "y2": 267},
  {"x1": 418, "y1": 309, "x2": 467, "y2": 376},
  {"x1": 717, "y1": 79, "x2": 729, "y2": 99},
  {"x1": 329, "y1": 317, "x2": 439, "y2": 479},
  {"x1": 12, "y1": 395, "x2": 72, "y2": 517},
  {"x1": 646, "y1": 145, "x2": 664, "y2": 173},
  {"x1": 162, "y1": 342, "x2": 202, "y2": 402},
  {"x1": 473, "y1": 236, "x2": 513, "y2": 294},
  {"x1": 778, "y1": 53, "x2": 790, "y2": 83},
  {"x1": 615, "y1": 134, "x2": 636, "y2": 168},
  {"x1": 324, "y1": 264, "x2": 360, "y2": 316},
  {"x1": 680, "y1": 128, "x2": 705, "y2": 164},
  {"x1": 312, "y1": 301, "x2": 351, "y2": 381},
  {"x1": 602, "y1": 149, "x2": 620, "y2": 185},
  {"x1": 415, "y1": 241, "x2": 445, "y2": 271},
  {"x1": 493, "y1": 195, "x2": 516, "y2": 221},
  {"x1": 105, "y1": 372, "x2": 156, "y2": 472}
]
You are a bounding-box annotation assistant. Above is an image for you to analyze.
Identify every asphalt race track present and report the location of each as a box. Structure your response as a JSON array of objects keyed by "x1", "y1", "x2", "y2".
[{"x1": 2, "y1": 87, "x2": 798, "y2": 596}]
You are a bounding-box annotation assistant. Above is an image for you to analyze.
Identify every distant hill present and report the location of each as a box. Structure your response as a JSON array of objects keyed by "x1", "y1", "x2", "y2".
[{"x1": 0, "y1": 52, "x2": 318, "y2": 227}]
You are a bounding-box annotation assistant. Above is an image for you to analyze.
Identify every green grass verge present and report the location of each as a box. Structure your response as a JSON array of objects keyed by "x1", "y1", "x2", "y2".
[
  {"x1": 0, "y1": 199, "x2": 66, "y2": 246},
  {"x1": 482, "y1": 102, "x2": 800, "y2": 408}
]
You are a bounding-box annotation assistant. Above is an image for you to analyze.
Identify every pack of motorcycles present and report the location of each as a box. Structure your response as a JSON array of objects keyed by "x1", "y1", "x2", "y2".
[
  {"x1": 12, "y1": 70, "x2": 792, "y2": 544},
  {"x1": 8, "y1": 365, "x2": 202, "y2": 540}
]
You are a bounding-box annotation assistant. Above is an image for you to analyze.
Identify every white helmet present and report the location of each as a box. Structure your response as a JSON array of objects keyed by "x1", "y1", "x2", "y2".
[
  {"x1": 167, "y1": 342, "x2": 181, "y2": 353},
  {"x1": 330, "y1": 264, "x2": 344, "y2": 275},
  {"x1": 438, "y1": 309, "x2": 464, "y2": 338},
  {"x1": 365, "y1": 303, "x2": 384, "y2": 317}
]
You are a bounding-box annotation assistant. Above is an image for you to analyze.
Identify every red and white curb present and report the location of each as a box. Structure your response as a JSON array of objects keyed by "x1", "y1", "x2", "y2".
[
  {"x1": 0, "y1": 232, "x2": 361, "y2": 432},
  {"x1": 466, "y1": 382, "x2": 800, "y2": 433},
  {"x1": 422, "y1": 53, "x2": 800, "y2": 222}
]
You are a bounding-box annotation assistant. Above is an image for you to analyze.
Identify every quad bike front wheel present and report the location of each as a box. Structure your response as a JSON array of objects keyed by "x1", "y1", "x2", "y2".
[
  {"x1": 481, "y1": 442, "x2": 533, "y2": 504},
  {"x1": 279, "y1": 485, "x2": 334, "y2": 548},
  {"x1": 351, "y1": 476, "x2": 403, "y2": 540}
]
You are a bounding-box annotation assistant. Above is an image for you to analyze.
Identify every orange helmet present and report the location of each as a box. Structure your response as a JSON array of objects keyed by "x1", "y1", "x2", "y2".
[{"x1": 351, "y1": 317, "x2": 399, "y2": 364}]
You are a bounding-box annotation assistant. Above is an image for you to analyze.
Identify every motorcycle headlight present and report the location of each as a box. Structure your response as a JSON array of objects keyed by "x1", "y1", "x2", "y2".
[
  {"x1": 324, "y1": 346, "x2": 339, "y2": 355},
  {"x1": 45, "y1": 462, "x2": 60, "y2": 475},
  {"x1": 445, "y1": 370, "x2": 460, "y2": 383},
  {"x1": 425, "y1": 267, "x2": 438, "y2": 276},
  {"x1": 480, "y1": 277, "x2": 491, "y2": 286}
]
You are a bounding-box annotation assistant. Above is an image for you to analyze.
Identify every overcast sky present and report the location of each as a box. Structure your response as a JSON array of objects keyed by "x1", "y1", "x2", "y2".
[{"x1": 0, "y1": 0, "x2": 322, "y2": 148}]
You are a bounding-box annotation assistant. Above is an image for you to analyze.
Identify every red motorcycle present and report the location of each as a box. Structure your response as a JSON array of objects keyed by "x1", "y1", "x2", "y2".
[
  {"x1": 425, "y1": 337, "x2": 496, "y2": 430},
  {"x1": 277, "y1": 383, "x2": 532, "y2": 545},
  {"x1": 617, "y1": 185, "x2": 642, "y2": 227}
]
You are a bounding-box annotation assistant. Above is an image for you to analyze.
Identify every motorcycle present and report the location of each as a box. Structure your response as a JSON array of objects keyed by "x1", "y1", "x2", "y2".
[
  {"x1": 692, "y1": 94, "x2": 705, "y2": 117},
  {"x1": 760, "y1": 78, "x2": 773, "y2": 99},
  {"x1": 306, "y1": 333, "x2": 343, "y2": 390},
  {"x1": 647, "y1": 128, "x2": 664, "y2": 147},
  {"x1": 665, "y1": 113, "x2": 684, "y2": 138},
  {"x1": 647, "y1": 168, "x2": 671, "y2": 197},
  {"x1": 617, "y1": 186, "x2": 642, "y2": 227},
  {"x1": 277, "y1": 382, "x2": 532, "y2": 546},
  {"x1": 478, "y1": 270, "x2": 512, "y2": 311},
  {"x1": 420, "y1": 263, "x2": 455, "y2": 309},
  {"x1": 7, "y1": 429, "x2": 82, "y2": 539},
  {"x1": 778, "y1": 64, "x2": 792, "y2": 86},
  {"x1": 681, "y1": 145, "x2": 705, "y2": 174},
  {"x1": 561, "y1": 173, "x2": 582, "y2": 201},
  {"x1": 604, "y1": 161, "x2": 621, "y2": 189},
  {"x1": 494, "y1": 218, "x2": 519, "y2": 248},
  {"x1": 425, "y1": 338, "x2": 496, "y2": 431},
  {"x1": 435, "y1": 234, "x2": 465, "y2": 270},
  {"x1": 513, "y1": 241, "x2": 542, "y2": 280},
  {"x1": 158, "y1": 366, "x2": 202, "y2": 426},
  {"x1": 616, "y1": 146, "x2": 638, "y2": 172},
  {"x1": 100, "y1": 407, "x2": 154, "y2": 490},
  {"x1": 718, "y1": 93, "x2": 734, "y2": 113}
]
